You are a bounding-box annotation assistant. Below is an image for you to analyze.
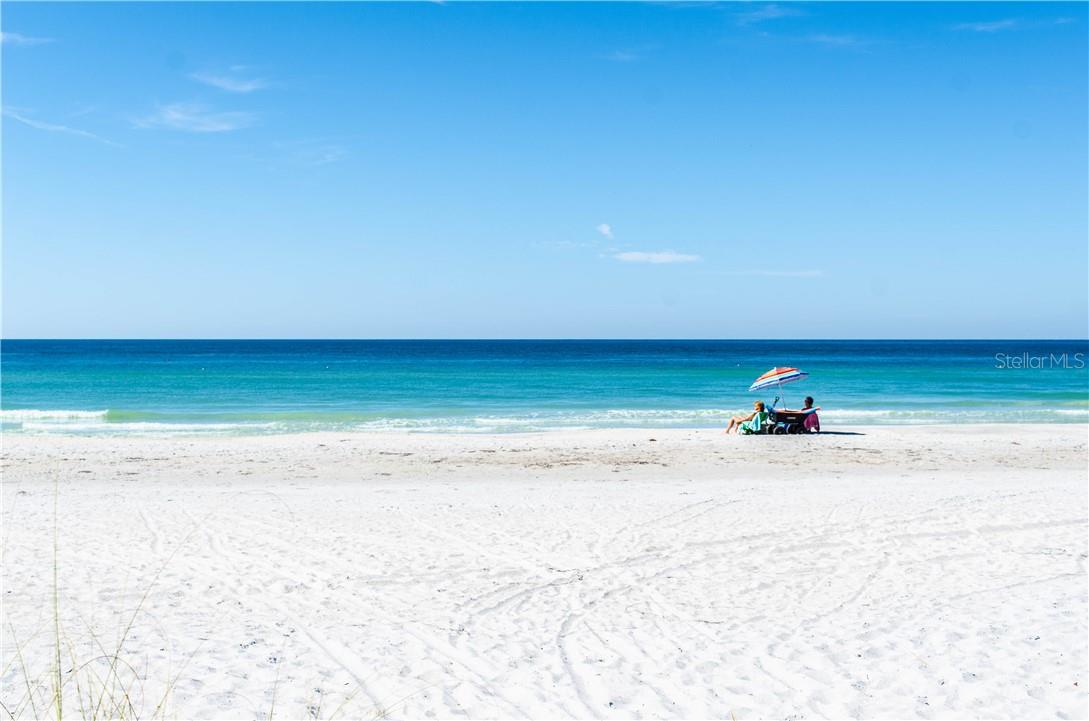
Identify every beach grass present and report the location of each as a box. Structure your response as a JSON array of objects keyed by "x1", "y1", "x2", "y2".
[{"x1": 1, "y1": 481, "x2": 389, "y2": 721}]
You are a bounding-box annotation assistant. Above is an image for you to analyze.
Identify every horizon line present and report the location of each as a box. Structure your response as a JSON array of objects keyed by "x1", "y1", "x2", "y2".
[{"x1": 3, "y1": 338, "x2": 1088, "y2": 343}]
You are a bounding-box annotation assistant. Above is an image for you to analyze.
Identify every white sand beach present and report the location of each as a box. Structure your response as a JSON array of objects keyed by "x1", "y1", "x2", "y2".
[{"x1": 2, "y1": 425, "x2": 1087, "y2": 720}]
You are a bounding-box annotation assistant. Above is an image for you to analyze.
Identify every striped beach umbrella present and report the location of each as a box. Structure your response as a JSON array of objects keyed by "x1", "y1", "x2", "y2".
[{"x1": 749, "y1": 367, "x2": 808, "y2": 399}]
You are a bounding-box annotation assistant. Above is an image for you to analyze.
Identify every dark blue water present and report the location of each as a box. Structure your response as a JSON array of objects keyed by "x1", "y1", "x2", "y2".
[{"x1": 1, "y1": 340, "x2": 1086, "y2": 433}]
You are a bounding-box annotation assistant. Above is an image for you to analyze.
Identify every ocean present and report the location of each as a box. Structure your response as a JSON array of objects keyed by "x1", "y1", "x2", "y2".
[{"x1": 1, "y1": 340, "x2": 1086, "y2": 434}]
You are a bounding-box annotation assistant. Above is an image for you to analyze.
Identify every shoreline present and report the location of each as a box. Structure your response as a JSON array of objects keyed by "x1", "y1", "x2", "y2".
[
  {"x1": 2, "y1": 418, "x2": 1088, "y2": 437},
  {"x1": 3, "y1": 419, "x2": 1088, "y2": 439},
  {"x1": 4, "y1": 405, "x2": 1088, "y2": 436},
  {"x1": 6, "y1": 424, "x2": 1084, "y2": 472}
]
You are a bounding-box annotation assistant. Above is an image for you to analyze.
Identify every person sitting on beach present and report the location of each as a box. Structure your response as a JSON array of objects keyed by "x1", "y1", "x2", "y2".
[
  {"x1": 724, "y1": 401, "x2": 767, "y2": 434},
  {"x1": 779, "y1": 396, "x2": 821, "y2": 433}
]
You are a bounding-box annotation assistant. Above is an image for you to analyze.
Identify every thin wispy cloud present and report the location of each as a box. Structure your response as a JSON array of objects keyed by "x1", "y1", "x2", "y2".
[
  {"x1": 723, "y1": 269, "x2": 823, "y2": 277},
  {"x1": 135, "y1": 102, "x2": 255, "y2": 133},
  {"x1": 601, "y1": 44, "x2": 661, "y2": 63},
  {"x1": 535, "y1": 239, "x2": 594, "y2": 250},
  {"x1": 1, "y1": 31, "x2": 53, "y2": 46},
  {"x1": 190, "y1": 68, "x2": 268, "y2": 94},
  {"x1": 596, "y1": 223, "x2": 614, "y2": 240},
  {"x1": 69, "y1": 103, "x2": 100, "y2": 119},
  {"x1": 3, "y1": 108, "x2": 121, "y2": 147},
  {"x1": 951, "y1": 17, "x2": 1077, "y2": 33},
  {"x1": 302, "y1": 146, "x2": 347, "y2": 166},
  {"x1": 953, "y1": 19, "x2": 1019, "y2": 33},
  {"x1": 614, "y1": 251, "x2": 701, "y2": 264},
  {"x1": 272, "y1": 136, "x2": 359, "y2": 168},
  {"x1": 290, "y1": 142, "x2": 348, "y2": 166},
  {"x1": 735, "y1": 4, "x2": 803, "y2": 26},
  {"x1": 807, "y1": 33, "x2": 866, "y2": 48}
]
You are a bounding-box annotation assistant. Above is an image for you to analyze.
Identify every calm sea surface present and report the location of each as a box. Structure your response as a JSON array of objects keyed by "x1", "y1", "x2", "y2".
[{"x1": 1, "y1": 340, "x2": 1086, "y2": 434}]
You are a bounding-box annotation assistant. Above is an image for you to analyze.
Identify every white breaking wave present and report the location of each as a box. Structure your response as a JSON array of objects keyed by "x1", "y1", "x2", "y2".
[
  {"x1": 345, "y1": 407, "x2": 1088, "y2": 433},
  {"x1": 1, "y1": 406, "x2": 1084, "y2": 435},
  {"x1": 0, "y1": 409, "x2": 109, "y2": 421},
  {"x1": 17, "y1": 420, "x2": 278, "y2": 435},
  {"x1": 1, "y1": 408, "x2": 278, "y2": 436}
]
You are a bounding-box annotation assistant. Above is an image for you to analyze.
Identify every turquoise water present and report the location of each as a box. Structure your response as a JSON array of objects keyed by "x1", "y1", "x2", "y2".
[{"x1": 1, "y1": 340, "x2": 1086, "y2": 434}]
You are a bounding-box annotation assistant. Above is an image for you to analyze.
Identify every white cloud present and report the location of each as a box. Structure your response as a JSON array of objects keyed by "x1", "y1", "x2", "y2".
[
  {"x1": 807, "y1": 33, "x2": 866, "y2": 47},
  {"x1": 954, "y1": 17, "x2": 1076, "y2": 32},
  {"x1": 736, "y1": 4, "x2": 803, "y2": 26},
  {"x1": 294, "y1": 144, "x2": 348, "y2": 166},
  {"x1": 953, "y1": 19, "x2": 1019, "y2": 33},
  {"x1": 614, "y1": 251, "x2": 701, "y2": 264},
  {"x1": 190, "y1": 71, "x2": 268, "y2": 94},
  {"x1": 3, "y1": 108, "x2": 121, "y2": 147},
  {"x1": 724, "y1": 269, "x2": 823, "y2": 277},
  {"x1": 596, "y1": 223, "x2": 614, "y2": 239},
  {"x1": 1, "y1": 31, "x2": 53, "y2": 46},
  {"x1": 135, "y1": 103, "x2": 255, "y2": 133}
]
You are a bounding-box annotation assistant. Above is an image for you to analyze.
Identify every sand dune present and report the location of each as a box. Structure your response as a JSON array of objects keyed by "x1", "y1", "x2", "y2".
[{"x1": 2, "y1": 425, "x2": 1086, "y2": 719}]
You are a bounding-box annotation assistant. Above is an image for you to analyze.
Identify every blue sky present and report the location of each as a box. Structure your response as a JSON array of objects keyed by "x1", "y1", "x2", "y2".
[{"x1": 2, "y1": 2, "x2": 1086, "y2": 339}]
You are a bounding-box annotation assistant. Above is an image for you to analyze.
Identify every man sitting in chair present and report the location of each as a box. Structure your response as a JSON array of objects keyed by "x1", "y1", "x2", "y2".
[
  {"x1": 777, "y1": 396, "x2": 821, "y2": 433},
  {"x1": 724, "y1": 401, "x2": 768, "y2": 435}
]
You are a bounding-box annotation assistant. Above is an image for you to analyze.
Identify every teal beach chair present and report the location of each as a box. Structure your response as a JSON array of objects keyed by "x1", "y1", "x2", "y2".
[{"x1": 738, "y1": 409, "x2": 770, "y2": 435}]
